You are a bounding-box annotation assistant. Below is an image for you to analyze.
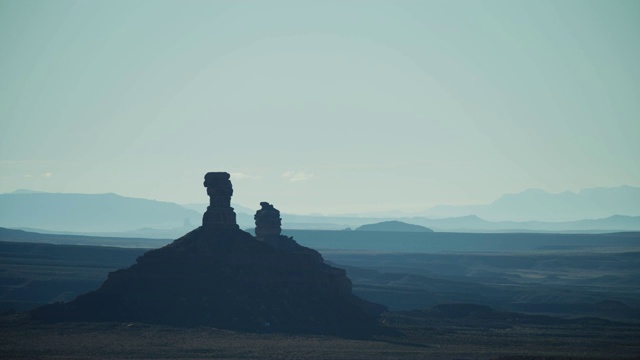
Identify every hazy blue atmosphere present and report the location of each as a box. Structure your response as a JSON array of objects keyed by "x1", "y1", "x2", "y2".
[{"x1": 1, "y1": 0, "x2": 638, "y2": 214}]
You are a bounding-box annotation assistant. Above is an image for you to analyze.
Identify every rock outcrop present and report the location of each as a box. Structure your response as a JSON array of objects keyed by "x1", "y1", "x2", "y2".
[
  {"x1": 32, "y1": 172, "x2": 385, "y2": 337},
  {"x1": 202, "y1": 172, "x2": 239, "y2": 231},
  {"x1": 253, "y1": 201, "x2": 314, "y2": 253},
  {"x1": 255, "y1": 201, "x2": 282, "y2": 239}
]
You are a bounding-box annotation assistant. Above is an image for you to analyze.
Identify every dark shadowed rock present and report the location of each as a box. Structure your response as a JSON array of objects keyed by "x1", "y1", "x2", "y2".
[
  {"x1": 253, "y1": 201, "x2": 318, "y2": 254},
  {"x1": 255, "y1": 202, "x2": 282, "y2": 239},
  {"x1": 202, "y1": 172, "x2": 239, "y2": 231},
  {"x1": 32, "y1": 172, "x2": 385, "y2": 338}
]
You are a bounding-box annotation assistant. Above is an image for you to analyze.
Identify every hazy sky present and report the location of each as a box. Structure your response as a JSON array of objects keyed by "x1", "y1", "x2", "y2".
[{"x1": 1, "y1": 0, "x2": 638, "y2": 214}]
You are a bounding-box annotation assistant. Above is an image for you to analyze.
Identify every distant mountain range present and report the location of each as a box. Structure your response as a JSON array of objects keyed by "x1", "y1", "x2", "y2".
[
  {"x1": 1, "y1": 186, "x2": 640, "y2": 235},
  {"x1": 0, "y1": 191, "x2": 201, "y2": 232},
  {"x1": 420, "y1": 186, "x2": 640, "y2": 222},
  {"x1": 355, "y1": 221, "x2": 433, "y2": 233},
  {"x1": 405, "y1": 214, "x2": 640, "y2": 233}
]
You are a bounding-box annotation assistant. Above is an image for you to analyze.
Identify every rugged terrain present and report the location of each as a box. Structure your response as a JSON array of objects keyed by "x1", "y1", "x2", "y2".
[
  {"x1": 28, "y1": 173, "x2": 383, "y2": 337},
  {"x1": 2, "y1": 311, "x2": 640, "y2": 359}
]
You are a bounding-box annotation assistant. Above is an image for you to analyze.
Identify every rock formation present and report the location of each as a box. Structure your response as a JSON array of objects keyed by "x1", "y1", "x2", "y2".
[
  {"x1": 255, "y1": 202, "x2": 282, "y2": 239},
  {"x1": 202, "y1": 172, "x2": 238, "y2": 231},
  {"x1": 32, "y1": 172, "x2": 385, "y2": 337},
  {"x1": 253, "y1": 201, "x2": 310, "y2": 253}
]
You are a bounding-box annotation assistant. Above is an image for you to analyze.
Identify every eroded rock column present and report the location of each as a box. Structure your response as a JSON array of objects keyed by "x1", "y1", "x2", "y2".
[
  {"x1": 202, "y1": 172, "x2": 239, "y2": 230},
  {"x1": 254, "y1": 202, "x2": 282, "y2": 239}
]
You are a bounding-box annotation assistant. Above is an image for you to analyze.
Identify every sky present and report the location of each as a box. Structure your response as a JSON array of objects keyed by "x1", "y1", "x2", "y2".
[{"x1": 1, "y1": 0, "x2": 639, "y2": 215}]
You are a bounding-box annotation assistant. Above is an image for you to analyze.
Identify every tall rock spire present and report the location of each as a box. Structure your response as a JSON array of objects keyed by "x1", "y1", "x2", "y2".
[{"x1": 202, "y1": 172, "x2": 239, "y2": 230}]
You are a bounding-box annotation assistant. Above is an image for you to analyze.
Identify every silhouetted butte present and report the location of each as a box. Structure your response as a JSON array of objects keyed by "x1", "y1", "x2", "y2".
[{"x1": 32, "y1": 172, "x2": 385, "y2": 337}]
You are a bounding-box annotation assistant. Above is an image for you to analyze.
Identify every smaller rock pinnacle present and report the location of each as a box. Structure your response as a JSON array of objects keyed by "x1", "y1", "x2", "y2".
[{"x1": 254, "y1": 202, "x2": 282, "y2": 239}]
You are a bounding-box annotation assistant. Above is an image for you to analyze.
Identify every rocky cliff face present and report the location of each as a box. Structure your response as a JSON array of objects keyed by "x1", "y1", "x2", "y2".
[{"x1": 32, "y1": 172, "x2": 384, "y2": 337}]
